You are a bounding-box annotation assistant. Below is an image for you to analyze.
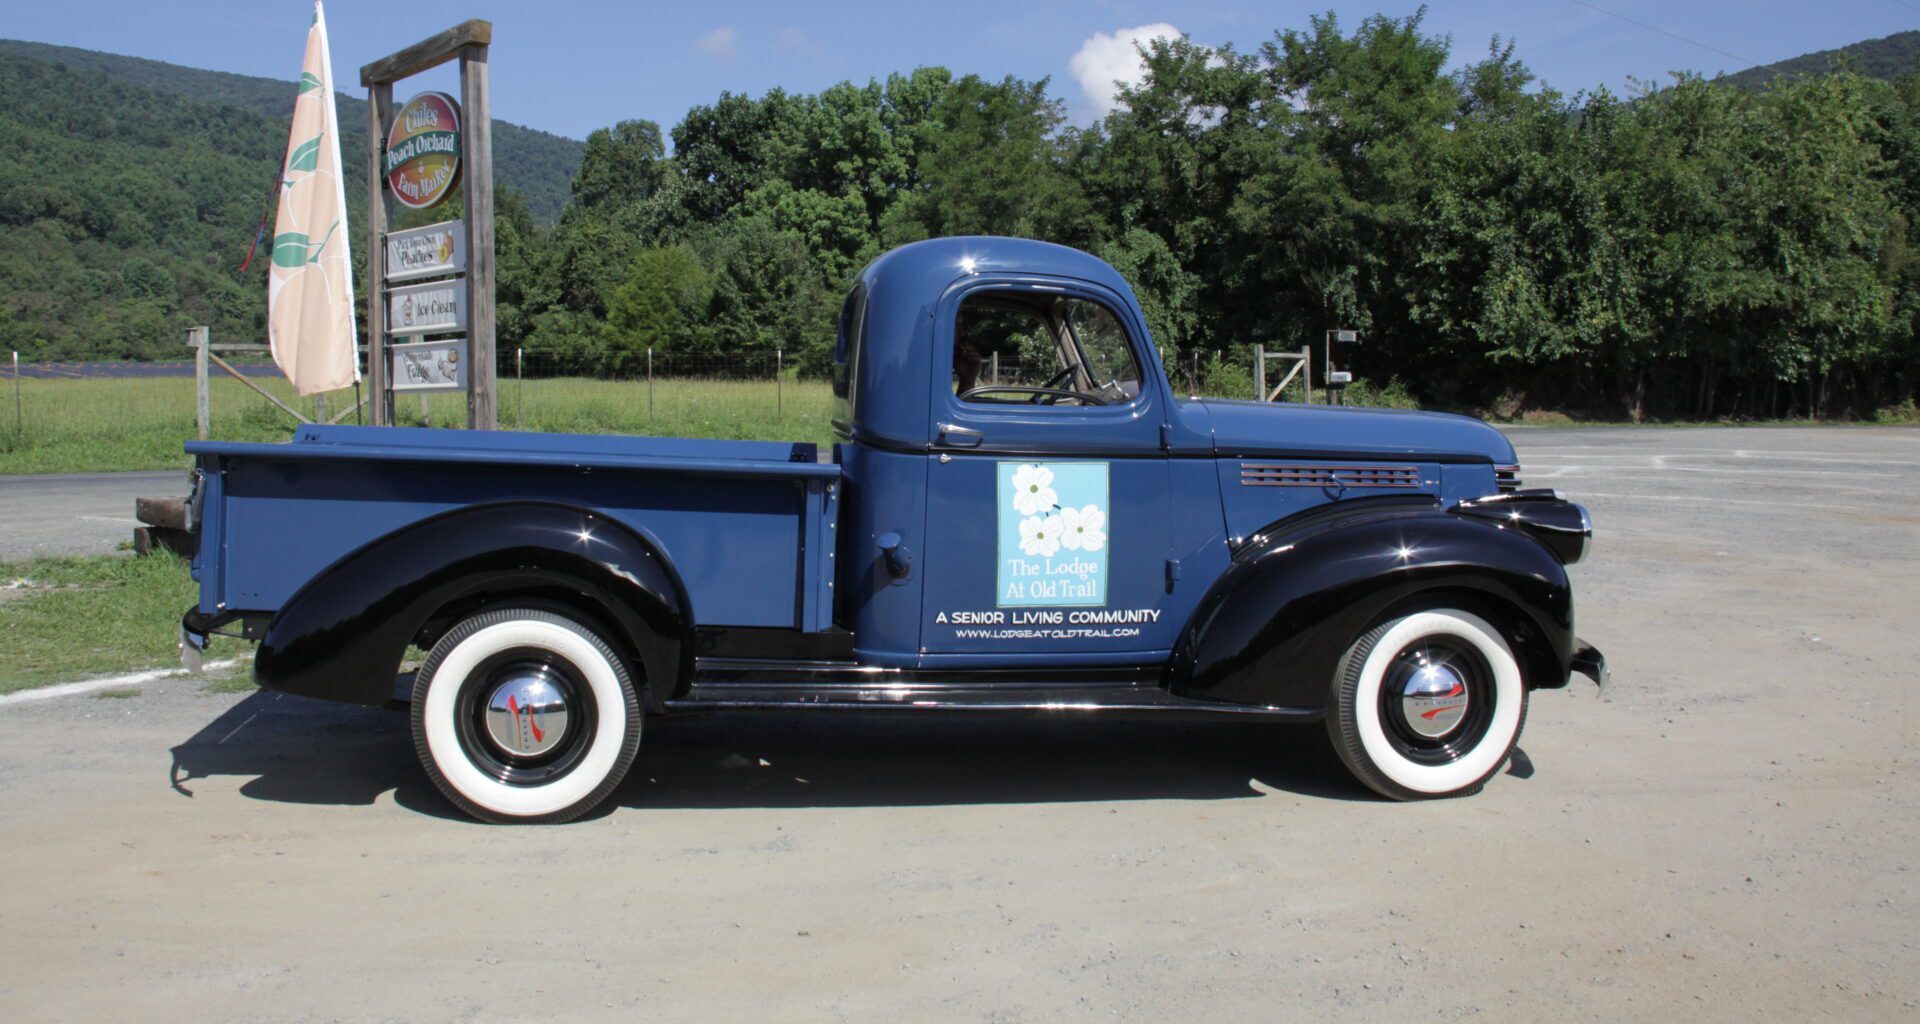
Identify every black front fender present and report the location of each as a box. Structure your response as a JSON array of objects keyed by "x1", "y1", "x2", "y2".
[
  {"x1": 1170, "y1": 499, "x2": 1576, "y2": 709},
  {"x1": 254, "y1": 502, "x2": 689, "y2": 707}
]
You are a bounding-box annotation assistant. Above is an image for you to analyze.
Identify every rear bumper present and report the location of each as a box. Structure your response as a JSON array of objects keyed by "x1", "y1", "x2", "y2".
[
  {"x1": 1569, "y1": 640, "x2": 1607, "y2": 689},
  {"x1": 179, "y1": 605, "x2": 267, "y2": 671}
]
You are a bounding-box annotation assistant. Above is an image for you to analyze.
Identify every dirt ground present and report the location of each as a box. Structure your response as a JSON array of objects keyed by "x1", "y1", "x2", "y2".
[{"x1": 0, "y1": 426, "x2": 1914, "y2": 1022}]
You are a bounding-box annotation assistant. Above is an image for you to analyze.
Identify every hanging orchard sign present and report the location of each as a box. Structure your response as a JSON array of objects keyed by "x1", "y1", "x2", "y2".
[{"x1": 384, "y1": 91, "x2": 462, "y2": 209}]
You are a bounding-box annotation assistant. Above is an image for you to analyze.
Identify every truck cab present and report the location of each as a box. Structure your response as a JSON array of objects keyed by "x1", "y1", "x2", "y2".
[{"x1": 182, "y1": 236, "x2": 1603, "y2": 823}]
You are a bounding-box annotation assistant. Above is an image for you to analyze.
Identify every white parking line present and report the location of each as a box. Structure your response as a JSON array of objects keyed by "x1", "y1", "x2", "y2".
[
  {"x1": 1573, "y1": 492, "x2": 1875, "y2": 513},
  {"x1": 1732, "y1": 450, "x2": 1920, "y2": 466},
  {"x1": 1522, "y1": 468, "x2": 1900, "y2": 498},
  {"x1": 1522, "y1": 462, "x2": 1900, "y2": 479},
  {"x1": 0, "y1": 658, "x2": 243, "y2": 707}
]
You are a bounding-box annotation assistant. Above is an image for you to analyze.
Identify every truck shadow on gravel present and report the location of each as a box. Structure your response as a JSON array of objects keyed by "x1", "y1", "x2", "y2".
[{"x1": 168, "y1": 691, "x2": 1541, "y2": 818}]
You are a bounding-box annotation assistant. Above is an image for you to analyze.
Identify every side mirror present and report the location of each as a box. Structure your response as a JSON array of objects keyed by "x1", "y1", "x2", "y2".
[{"x1": 876, "y1": 531, "x2": 912, "y2": 580}]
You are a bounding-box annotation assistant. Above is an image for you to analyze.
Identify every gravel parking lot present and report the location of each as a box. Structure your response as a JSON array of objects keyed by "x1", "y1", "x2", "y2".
[
  {"x1": 0, "y1": 425, "x2": 1914, "y2": 1022},
  {"x1": 0, "y1": 470, "x2": 180, "y2": 560}
]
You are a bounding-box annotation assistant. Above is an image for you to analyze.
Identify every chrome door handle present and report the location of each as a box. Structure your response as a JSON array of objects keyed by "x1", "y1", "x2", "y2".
[{"x1": 937, "y1": 423, "x2": 983, "y2": 448}]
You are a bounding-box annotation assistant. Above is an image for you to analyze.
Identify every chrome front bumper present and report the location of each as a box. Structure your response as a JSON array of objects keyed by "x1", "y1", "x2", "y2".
[{"x1": 1570, "y1": 641, "x2": 1607, "y2": 689}]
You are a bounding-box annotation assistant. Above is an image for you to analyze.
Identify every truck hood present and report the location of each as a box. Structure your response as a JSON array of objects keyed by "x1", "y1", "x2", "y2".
[{"x1": 1188, "y1": 399, "x2": 1517, "y2": 464}]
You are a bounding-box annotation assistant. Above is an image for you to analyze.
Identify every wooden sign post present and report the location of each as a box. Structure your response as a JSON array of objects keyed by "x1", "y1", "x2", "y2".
[{"x1": 359, "y1": 19, "x2": 496, "y2": 429}]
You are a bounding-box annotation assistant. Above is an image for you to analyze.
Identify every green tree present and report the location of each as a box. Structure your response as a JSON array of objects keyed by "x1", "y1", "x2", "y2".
[{"x1": 607, "y1": 245, "x2": 712, "y2": 369}]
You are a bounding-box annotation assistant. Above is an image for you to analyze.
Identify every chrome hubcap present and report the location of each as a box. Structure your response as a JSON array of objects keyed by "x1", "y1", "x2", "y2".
[
  {"x1": 1399, "y1": 660, "x2": 1469, "y2": 739},
  {"x1": 482, "y1": 671, "x2": 570, "y2": 757}
]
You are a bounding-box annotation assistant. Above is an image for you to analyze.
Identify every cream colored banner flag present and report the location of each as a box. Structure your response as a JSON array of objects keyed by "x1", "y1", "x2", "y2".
[{"x1": 268, "y1": 0, "x2": 359, "y2": 396}]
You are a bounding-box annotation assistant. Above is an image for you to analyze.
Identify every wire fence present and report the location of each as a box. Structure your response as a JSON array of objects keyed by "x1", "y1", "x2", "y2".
[
  {"x1": 0, "y1": 340, "x2": 1375, "y2": 474},
  {"x1": 502, "y1": 347, "x2": 1321, "y2": 400}
]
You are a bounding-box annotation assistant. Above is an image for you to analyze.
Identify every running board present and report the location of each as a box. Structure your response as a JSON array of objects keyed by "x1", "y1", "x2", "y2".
[{"x1": 664, "y1": 679, "x2": 1321, "y2": 720}]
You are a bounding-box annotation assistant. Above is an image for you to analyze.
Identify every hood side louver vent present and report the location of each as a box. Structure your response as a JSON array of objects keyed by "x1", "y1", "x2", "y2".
[{"x1": 1241, "y1": 463, "x2": 1421, "y2": 488}]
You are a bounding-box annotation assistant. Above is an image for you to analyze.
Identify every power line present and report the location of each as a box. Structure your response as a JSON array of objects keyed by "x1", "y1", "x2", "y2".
[
  {"x1": 1561, "y1": 0, "x2": 1767, "y2": 70},
  {"x1": 1886, "y1": 0, "x2": 1920, "y2": 15}
]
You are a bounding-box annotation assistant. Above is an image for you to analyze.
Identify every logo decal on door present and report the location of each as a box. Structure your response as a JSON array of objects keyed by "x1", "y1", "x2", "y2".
[{"x1": 998, "y1": 461, "x2": 1108, "y2": 607}]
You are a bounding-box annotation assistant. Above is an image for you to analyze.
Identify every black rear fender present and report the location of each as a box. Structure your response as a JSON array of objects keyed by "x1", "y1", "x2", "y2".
[
  {"x1": 253, "y1": 502, "x2": 690, "y2": 708},
  {"x1": 1170, "y1": 500, "x2": 1575, "y2": 709}
]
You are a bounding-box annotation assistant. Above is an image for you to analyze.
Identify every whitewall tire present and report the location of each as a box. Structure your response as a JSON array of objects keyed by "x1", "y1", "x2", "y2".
[
  {"x1": 1328, "y1": 608, "x2": 1528, "y2": 800},
  {"x1": 411, "y1": 608, "x2": 641, "y2": 824}
]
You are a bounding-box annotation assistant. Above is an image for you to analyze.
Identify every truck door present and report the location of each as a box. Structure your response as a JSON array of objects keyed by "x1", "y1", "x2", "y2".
[{"x1": 917, "y1": 277, "x2": 1177, "y2": 662}]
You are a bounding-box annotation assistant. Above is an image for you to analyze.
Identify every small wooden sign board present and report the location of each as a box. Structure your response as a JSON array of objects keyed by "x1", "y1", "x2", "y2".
[
  {"x1": 391, "y1": 337, "x2": 467, "y2": 391},
  {"x1": 385, "y1": 220, "x2": 466, "y2": 283},
  {"x1": 388, "y1": 279, "x2": 467, "y2": 336}
]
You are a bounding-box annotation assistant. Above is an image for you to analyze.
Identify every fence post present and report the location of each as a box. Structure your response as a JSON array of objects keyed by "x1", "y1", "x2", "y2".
[
  {"x1": 1254, "y1": 344, "x2": 1266, "y2": 402},
  {"x1": 191, "y1": 326, "x2": 210, "y2": 441},
  {"x1": 516, "y1": 347, "x2": 523, "y2": 429},
  {"x1": 11, "y1": 350, "x2": 20, "y2": 440},
  {"x1": 776, "y1": 349, "x2": 783, "y2": 416},
  {"x1": 647, "y1": 348, "x2": 654, "y2": 420},
  {"x1": 990, "y1": 350, "x2": 999, "y2": 386},
  {"x1": 1191, "y1": 351, "x2": 1199, "y2": 394},
  {"x1": 315, "y1": 392, "x2": 328, "y2": 423},
  {"x1": 1300, "y1": 346, "x2": 1313, "y2": 405}
]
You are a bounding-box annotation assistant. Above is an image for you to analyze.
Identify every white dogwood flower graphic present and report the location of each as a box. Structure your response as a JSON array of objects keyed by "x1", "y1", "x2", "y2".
[
  {"x1": 1058, "y1": 504, "x2": 1107, "y2": 552},
  {"x1": 1010, "y1": 464, "x2": 1057, "y2": 516},
  {"x1": 1019, "y1": 514, "x2": 1064, "y2": 557}
]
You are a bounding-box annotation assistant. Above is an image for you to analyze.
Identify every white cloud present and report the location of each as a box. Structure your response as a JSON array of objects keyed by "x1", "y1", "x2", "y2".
[
  {"x1": 1068, "y1": 23, "x2": 1182, "y2": 118},
  {"x1": 694, "y1": 26, "x2": 738, "y2": 61},
  {"x1": 776, "y1": 26, "x2": 838, "y2": 64}
]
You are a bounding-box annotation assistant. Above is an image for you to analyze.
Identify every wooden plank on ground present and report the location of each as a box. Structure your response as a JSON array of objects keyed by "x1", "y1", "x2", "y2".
[{"x1": 134, "y1": 496, "x2": 187, "y2": 531}]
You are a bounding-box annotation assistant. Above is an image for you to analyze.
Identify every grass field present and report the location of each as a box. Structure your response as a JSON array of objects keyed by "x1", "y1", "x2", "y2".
[
  {"x1": 0, "y1": 552, "x2": 201, "y2": 694},
  {"x1": 0, "y1": 374, "x2": 836, "y2": 474}
]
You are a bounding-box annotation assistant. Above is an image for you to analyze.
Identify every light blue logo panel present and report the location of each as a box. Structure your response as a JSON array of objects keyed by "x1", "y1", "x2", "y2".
[{"x1": 997, "y1": 461, "x2": 1109, "y2": 607}]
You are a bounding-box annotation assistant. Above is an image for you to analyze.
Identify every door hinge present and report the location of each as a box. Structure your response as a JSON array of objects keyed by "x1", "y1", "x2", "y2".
[
  {"x1": 1165, "y1": 558, "x2": 1181, "y2": 590},
  {"x1": 1160, "y1": 423, "x2": 1173, "y2": 449}
]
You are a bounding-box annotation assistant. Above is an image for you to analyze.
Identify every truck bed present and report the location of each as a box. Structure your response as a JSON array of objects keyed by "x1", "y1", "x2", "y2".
[{"x1": 187, "y1": 425, "x2": 840, "y2": 632}]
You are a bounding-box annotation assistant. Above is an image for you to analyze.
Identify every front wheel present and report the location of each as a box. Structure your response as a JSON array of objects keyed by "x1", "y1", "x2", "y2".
[
  {"x1": 411, "y1": 607, "x2": 641, "y2": 823},
  {"x1": 1327, "y1": 608, "x2": 1528, "y2": 800}
]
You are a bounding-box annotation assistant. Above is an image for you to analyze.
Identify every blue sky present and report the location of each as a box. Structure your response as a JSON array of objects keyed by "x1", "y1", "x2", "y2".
[{"x1": 2, "y1": 1, "x2": 1914, "y2": 139}]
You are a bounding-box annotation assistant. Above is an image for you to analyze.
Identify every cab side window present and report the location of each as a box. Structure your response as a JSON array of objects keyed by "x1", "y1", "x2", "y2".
[
  {"x1": 1060, "y1": 298, "x2": 1141, "y2": 401},
  {"x1": 952, "y1": 290, "x2": 1143, "y2": 407}
]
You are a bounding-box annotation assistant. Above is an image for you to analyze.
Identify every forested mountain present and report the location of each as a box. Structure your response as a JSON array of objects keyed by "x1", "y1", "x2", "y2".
[
  {"x1": 0, "y1": 40, "x2": 583, "y2": 222},
  {"x1": 4, "y1": 19, "x2": 1920, "y2": 418},
  {"x1": 0, "y1": 39, "x2": 577, "y2": 361},
  {"x1": 1719, "y1": 30, "x2": 1920, "y2": 91},
  {"x1": 0, "y1": 53, "x2": 291, "y2": 358}
]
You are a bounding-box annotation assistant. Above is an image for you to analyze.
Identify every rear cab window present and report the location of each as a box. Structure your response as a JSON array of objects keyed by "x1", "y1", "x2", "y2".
[{"x1": 832, "y1": 284, "x2": 868, "y2": 432}]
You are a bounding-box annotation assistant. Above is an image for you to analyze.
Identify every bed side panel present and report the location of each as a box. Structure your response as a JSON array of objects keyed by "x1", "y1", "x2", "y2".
[{"x1": 216, "y1": 456, "x2": 809, "y2": 627}]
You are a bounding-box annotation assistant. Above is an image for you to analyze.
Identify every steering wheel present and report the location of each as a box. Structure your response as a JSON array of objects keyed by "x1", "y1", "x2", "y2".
[
  {"x1": 1040, "y1": 363, "x2": 1080, "y2": 392},
  {"x1": 958, "y1": 385, "x2": 1109, "y2": 406}
]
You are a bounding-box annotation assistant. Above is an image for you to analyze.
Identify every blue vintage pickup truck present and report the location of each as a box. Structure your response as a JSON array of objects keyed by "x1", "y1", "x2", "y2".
[{"x1": 182, "y1": 237, "x2": 1603, "y2": 823}]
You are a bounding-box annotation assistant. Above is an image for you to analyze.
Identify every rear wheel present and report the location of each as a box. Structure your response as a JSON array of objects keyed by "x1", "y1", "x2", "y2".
[
  {"x1": 1327, "y1": 608, "x2": 1527, "y2": 800},
  {"x1": 411, "y1": 607, "x2": 640, "y2": 824}
]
